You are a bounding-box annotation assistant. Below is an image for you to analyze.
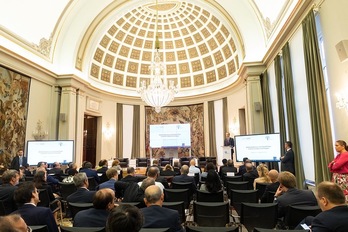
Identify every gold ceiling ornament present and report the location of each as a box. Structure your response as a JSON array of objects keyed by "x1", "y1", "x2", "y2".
[{"x1": 137, "y1": 0, "x2": 178, "y2": 113}]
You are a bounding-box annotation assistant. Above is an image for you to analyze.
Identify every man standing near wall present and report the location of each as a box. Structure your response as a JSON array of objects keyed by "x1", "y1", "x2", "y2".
[
  {"x1": 10, "y1": 149, "x2": 27, "y2": 171},
  {"x1": 281, "y1": 141, "x2": 295, "y2": 175},
  {"x1": 224, "y1": 132, "x2": 234, "y2": 160}
]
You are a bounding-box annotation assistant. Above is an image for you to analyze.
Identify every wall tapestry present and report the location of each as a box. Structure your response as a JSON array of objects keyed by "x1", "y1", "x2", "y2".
[
  {"x1": 145, "y1": 104, "x2": 204, "y2": 158},
  {"x1": 0, "y1": 66, "x2": 30, "y2": 167}
]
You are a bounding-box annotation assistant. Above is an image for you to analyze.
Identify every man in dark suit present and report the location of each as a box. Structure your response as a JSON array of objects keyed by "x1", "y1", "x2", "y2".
[
  {"x1": 74, "y1": 188, "x2": 115, "y2": 227},
  {"x1": 274, "y1": 171, "x2": 317, "y2": 218},
  {"x1": 296, "y1": 181, "x2": 348, "y2": 232},
  {"x1": 172, "y1": 165, "x2": 197, "y2": 190},
  {"x1": 281, "y1": 141, "x2": 295, "y2": 175},
  {"x1": 224, "y1": 132, "x2": 234, "y2": 159},
  {"x1": 243, "y1": 163, "x2": 258, "y2": 189},
  {"x1": 12, "y1": 181, "x2": 58, "y2": 232},
  {"x1": 67, "y1": 172, "x2": 96, "y2": 203},
  {"x1": 220, "y1": 159, "x2": 237, "y2": 178},
  {"x1": 236, "y1": 157, "x2": 249, "y2": 176},
  {"x1": 0, "y1": 170, "x2": 19, "y2": 214},
  {"x1": 120, "y1": 167, "x2": 139, "y2": 183},
  {"x1": 79, "y1": 161, "x2": 100, "y2": 183},
  {"x1": 141, "y1": 185, "x2": 184, "y2": 232},
  {"x1": 48, "y1": 162, "x2": 63, "y2": 175},
  {"x1": 261, "y1": 169, "x2": 280, "y2": 203},
  {"x1": 10, "y1": 149, "x2": 28, "y2": 171}
]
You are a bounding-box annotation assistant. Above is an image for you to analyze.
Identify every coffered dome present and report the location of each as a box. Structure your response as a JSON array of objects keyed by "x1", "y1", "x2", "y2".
[{"x1": 89, "y1": 1, "x2": 241, "y2": 96}]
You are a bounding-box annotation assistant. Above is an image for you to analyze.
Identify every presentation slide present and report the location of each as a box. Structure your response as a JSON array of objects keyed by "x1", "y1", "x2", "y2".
[
  {"x1": 27, "y1": 140, "x2": 74, "y2": 165},
  {"x1": 235, "y1": 133, "x2": 281, "y2": 162},
  {"x1": 150, "y1": 124, "x2": 191, "y2": 148}
]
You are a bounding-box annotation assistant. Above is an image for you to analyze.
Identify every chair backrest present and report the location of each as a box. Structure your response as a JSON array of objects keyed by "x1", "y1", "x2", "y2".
[
  {"x1": 196, "y1": 190, "x2": 224, "y2": 202},
  {"x1": 171, "y1": 181, "x2": 196, "y2": 201},
  {"x1": 137, "y1": 158, "x2": 149, "y2": 167},
  {"x1": 164, "y1": 188, "x2": 190, "y2": 209},
  {"x1": 186, "y1": 225, "x2": 239, "y2": 232},
  {"x1": 193, "y1": 201, "x2": 229, "y2": 227},
  {"x1": 30, "y1": 225, "x2": 48, "y2": 232},
  {"x1": 59, "y1": 182, "x2": 77, "y2": 200},
  {"x1": 283, "y1": 205, "x2": 322, "y2": 229},
  {"x1": 162, "y1": 201, "x2": 186, "y2": 223},
  {"x1": 226, "y1": 181, "x2": 248, "y2": 198},
  {"x1": 68, "y1": 202, "x2": 94, "y2": 219},
  {"x1": 139, "y1": 228, "x2": 170, "y2": 232},
  {"x1": 240, "y1": 202, "x2": 278, "y2": 232},
  {"x1": 60, "y1": 226, "x2": 105, "y2": 232},
  {"x1": 230, "y1": 189, "x2": 258, "y2": 215},
  {"x1": 87, "y1": 177, "x2": 97, "y2": 191},
  {"x1": 118, "y1": 158, "x2": 129, "y2": 168},
  {"x1": 0, "y1": 200, "x2": 6, "y2": 216},
  {"x1": 255, "y1": 182, "x2": 270, "y2": 201},
  {"x1": 223, "y1": 175, "x2": 243, "y2": 187},
  {"x1": 117, "y1": 201, "x2": 142, "y2": 208},
  {"x1": 253, "y1": 227, "x2": 304, "y2": 232},
  {"x1": 37, "y1": 189, "x2": 50, "y2": 208}
]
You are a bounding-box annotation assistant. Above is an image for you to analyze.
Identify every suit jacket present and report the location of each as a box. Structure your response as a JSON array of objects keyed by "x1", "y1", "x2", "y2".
[
  {"x1": 48, "y1": 168, "x2": 63, "y2": 175},
  {"x1": 281, "y1": 148, "x2": 295, "y2": 175},
  {"x1": 311, "y1": 205, "x2": 348, "y2": 232},
  {"x1": 10, "y1": 156, "x2": 28, "y2": 171},
  {"x1": 80, "y1": 168, "x2": 100, "y2": 183},
  {"x1": 12, "y1": 204, "x2": 58, "y2": 232},
  {"x1": 243, "y1": 171, "x2": 258, "y2": 190},
  {"x1": 260, "y1": 181, "x2": 280, "y2": 203},
  {"x1": 73, "y1": 208, "x2": 110, "y2": 227},
  {"x1": 220, "y1": 166, "x2": 237, "y2": 178},
  {"x1": 98, "y1": 179, "x2": 116, "y2": 190},
  {"x1": 67, "y1": 187, "x2": 96, "y2": 203},
  {"x1": 172, "y1": 174, "x2": 197, "y2": 189},
  {"x1": 120, "y1": 175, "x2": 139, "y2": 183},
  {"x1": 141, "y1": 205, "x2": 183, "y2": 232},
  {"x1": 276, "y1": 188, "x2": 317, "y2": 218},
  {"x1": 0, "y1": 184, "x2": 18, "y2": 214}
]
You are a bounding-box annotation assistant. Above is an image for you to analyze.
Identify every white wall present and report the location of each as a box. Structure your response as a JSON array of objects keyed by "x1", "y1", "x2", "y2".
[{"x1": 122, "y1": 105, "x2": 133, "y2": 159}]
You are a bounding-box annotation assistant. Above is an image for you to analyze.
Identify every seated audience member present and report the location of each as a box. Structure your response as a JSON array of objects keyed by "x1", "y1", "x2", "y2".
[
  {"x1": 33, "y1": 162, "x2": 48, "y2": 175},
  {"x1": 79, "y1": 161, "x2": 100, "y2": 183},
  {"x1": 243, "y1": 162, "x2": 258, "y2": 189},
  {"x1": 160, "y1": 164, "x2": 176, "y2": 176},
  {"x1": 173, "y1": 160, "x2": 181, "y2": 176},
  {"x1": 12, "y1": 181, "x2": 58, "y2": 232},
  {"x1": 62, "y1": 163, "x2": 78, "y2": 183},
  {"x1": 0, "y1": 214, "x2": 29, "y2": 232},
  {"x1": 141, "y1": 185, "x2": 184, "y2": 232},
  {"x1": 220, "y1": 159, "x2": 237, "y2": 178},
  {"x1": 236, "y1": 157, "x2": 249, "y2": 176},
  {"x1": 201, "y1": 162, "x2": 217, "y2": 179},
  {"x1": 145, "y1": 159, "x2": 160, "y2": 176},
  {"x1": 48, "y1": 162, "x2": 63, "y2": 175},
  {"x1": 138, "y1": 166, "x2": 167, "y2": 191},
  {"x1": 0, "y1": 170, "x2": 19, "y2": 214},
  {"x1": 218, "y1": 158, "x2": 228, "y2": 178},
  {"x1": 274, "y1": 171, "x2": 317, "y2": 218},
  {"x1": 120, "y1": 167, "x2": 139, "y2": 183},
  {"x1": 67, "y1": 172, "x2": 96, "y2": 203},
  {"x1": 119, "y1": 177, "x2": 154, "y2": 206},
  {"x1": 106, "y1": 204, "x2": 143, "y2": 232},
  {"x1": 74, "y1": 188, "x2": 115, "y2": 227},
  {"x1": 111, "y1": 159, "x2": 122, "y2": 172},
  {"x1": 173, "y1": 165, "x2": 196, "y2": 187},
  {"x1": 98, "y1": 168, "x2": 118, "y2": 190},
  {"x1": 189, "y1": 159, "x2": 201, "y2": 176},
  {"x1": 296, "y1": 181, "x2": 348, "y2": 232},
  {"x1": 33, "y1": 170, "x2": 58, "y2": 202},
  {"x1": 253, "y1": 163, "x2": 271, "y2": 189},
  {"x1": 261, "y1": 169, "x2": 280, "y2": 203},
  {"x1": 200, "y1": 169, "x2": 222, "y2": 193},
  {"x1": 20, "y1": 164, "x2": 32, "y2": 177},
  {"x1": 97, "y1": 159, "x2": 108, "y2": 173}
]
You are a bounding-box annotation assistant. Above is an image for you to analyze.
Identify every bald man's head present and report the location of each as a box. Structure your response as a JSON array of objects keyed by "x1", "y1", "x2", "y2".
[
  {"x1": 181, "y1": 165, "x2": 189, "y2": 174},
  {"x1": 268, "y1": 169, "x2": 279, "y2": 183},
  {"x1": 144, "y1": 185, "x2": 163, "y2": 205}
]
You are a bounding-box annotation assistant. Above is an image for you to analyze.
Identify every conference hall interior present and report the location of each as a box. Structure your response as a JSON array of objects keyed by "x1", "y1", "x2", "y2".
[{"x1": 0, "y1": 0, "x2": 347, "y2": 231}]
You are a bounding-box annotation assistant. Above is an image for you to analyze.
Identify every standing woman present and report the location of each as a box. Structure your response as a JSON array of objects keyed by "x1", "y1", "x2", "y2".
[{"x1": 328, "y1": 140, "x2": 348, "y2": 199}]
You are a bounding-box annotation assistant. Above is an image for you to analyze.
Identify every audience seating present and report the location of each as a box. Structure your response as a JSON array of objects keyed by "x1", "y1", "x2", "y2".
[
  {"x1": 193, "y1": 201, "x2": 230, "y2": 227},
  {"x1": 197, "y1": 157, "x2": 207, "y2": 169},
  {"x1": 30, "y1": 225, "x2": 48, "y2": 232},
  {"x1": 68, "y1": 202, "x2": 94, "y2": 219},
  {"x1": 0, "y1": 200, "x2": 6, "y2": 216},
  {"x1": 262, "y1": 191, "x2": 275, "y2": 203},
  {"x1": 196, "y1": 190, "x2": 224, "y2": 202},
  {"x1": 37, "y1": 189, "x2": 62, "y2": 222},
  {"x1": 162, "y1": 201, "x2": 186, "y2": 223},
  {"x1": 118, "y1": 158, "x2": 129, "y2": 168},
  {"x1": 164, "y1": 188, "x2": 190, "y2": 209},
  {"x1": 58, "y1": 181, "x2": 77, "y2": 214},
  {"x1": 240, "y1": 203, "x2": 278, "y2": 232},
  {"x1": 186, "y1": 225, "x2": 239, "y2": 232},
  {"x1": 136, "y1": 158, "x2": 149, "y2": 167},
  {"x1": 87, "y1": 177, "x2": 97, "y2": 191},
  {"x1": 226, "y1": 181, "x2": 249, "y2": 198},
  {"x1": 60, "y1": 226, "x2": 105, "y2": 232},
  {"x1": 283, "y1": 205, "x2": 321, "y2": 230},
  {"x1": 255, "y1": 182, "x2": 270, "y2": 201},
  {"x1": 159, "y1": 157, "x2": 172, "y2": 167},
  {"x1": 230, "y1": 189, "x2": 258, "y2": 215},
  {"x1": 179, "y1": 157, "x2": 191, "y2": 166},
  {"x1": 117, "y1": 201, "x2": 142, "y2": 208},
  {"x1": 223, "y1": 175, "x2": 242, "y2": 187},
  {"x1": 171, "y1": 181, "x2": 196, "y2": 201},
  {"x1": 139, "y1": 228, "x2": 170, "y2": 232},
  {"x1": 253, "y1": 228, "x2": 304, "y2": 232}
]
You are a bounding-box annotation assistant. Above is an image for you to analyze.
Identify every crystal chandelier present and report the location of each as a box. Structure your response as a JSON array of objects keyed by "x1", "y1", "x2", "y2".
[{"x1": 137, "y1": 0, "x2": 178, "y2": 113}]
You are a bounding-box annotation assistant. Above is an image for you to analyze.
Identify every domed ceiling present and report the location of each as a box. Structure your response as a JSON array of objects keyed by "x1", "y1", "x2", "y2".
[{"x1": 89, "y1": 1, "x2": 240, "y2": 93}]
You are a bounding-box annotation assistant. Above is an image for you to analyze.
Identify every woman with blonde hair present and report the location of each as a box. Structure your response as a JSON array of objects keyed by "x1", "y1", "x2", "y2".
[{"x1": 253, "y1": 163, "x2": 271, "y2": 189}]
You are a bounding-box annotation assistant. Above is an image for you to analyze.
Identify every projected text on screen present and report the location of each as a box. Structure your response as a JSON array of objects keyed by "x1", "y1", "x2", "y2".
[{"x1": 150, "y1": 124, "x2": 191, "y2": 148}]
